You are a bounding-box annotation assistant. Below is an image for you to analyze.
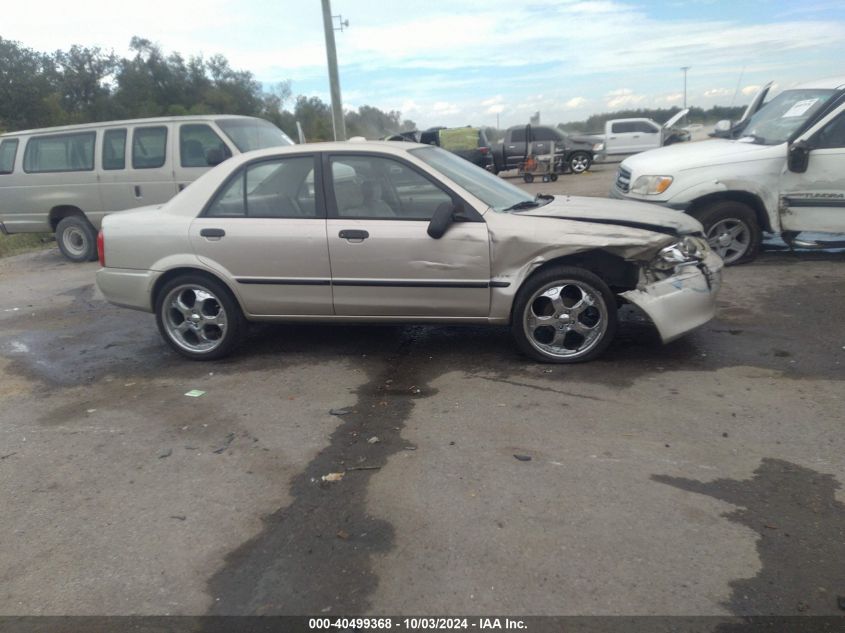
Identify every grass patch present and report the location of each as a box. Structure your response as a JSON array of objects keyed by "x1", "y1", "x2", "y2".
[{"x1": 0, "y1": 233, "x2": 52, "y2": 258}]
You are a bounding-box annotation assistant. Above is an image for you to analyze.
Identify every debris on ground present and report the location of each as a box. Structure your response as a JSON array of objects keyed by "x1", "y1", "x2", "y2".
[
  {"x1": 212, "y1": 432, "x2": 236, "y2": 454},
  {"x1": 336, "y1": 530, "x2": 350, "y2": 540},
  {"x1": 86, "y1": 409, "x2": 97, "y2": 414},
  {"x1": 513, "y1": 454, "x2": 532, "y2": 462},
  {"x1": 322, "y1": 472, "x2": 345, "y2": 482},
  {"x1": 330, "y1": 408, "x2": 352, "y2": 416},
  {"x1": 169, "y1": 515, "x2": 186, "y2": 521},
  {"x1": 0, "y1": 452, "x2": 17, "y2": 460},
  {"x1": 346, "y1": 466, "x2": 381, "y2": 471},
  {"x1": 158, "y1": 449, "x2": 172, "y2": 459},
  {"x1": 367, "y1": 436, "x2": 380, "y2": 444},
  {"x1": 404, "y1": 445, "x2": 417, "y2": 451},
  {"x1": 184, "y1": 389, "x2": 205, "y2": 397},
  {"x1": 837, "y1": 595, "x2": 845, "y2": 611}
]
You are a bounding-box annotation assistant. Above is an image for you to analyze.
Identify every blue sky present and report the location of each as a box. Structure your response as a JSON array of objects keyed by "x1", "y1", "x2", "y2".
[{"x1": 5, "y1": 0, "x2": 845, "y2": 128}]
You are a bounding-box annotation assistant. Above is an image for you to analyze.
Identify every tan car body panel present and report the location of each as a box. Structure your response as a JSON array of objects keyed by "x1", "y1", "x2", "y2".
[{"x1": 96, "y1": 142, "x2": 722, "y2": 340}]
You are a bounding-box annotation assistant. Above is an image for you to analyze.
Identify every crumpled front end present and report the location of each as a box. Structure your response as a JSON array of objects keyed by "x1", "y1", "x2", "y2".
[{"x1": 621, "y1": 250, "x2": 723, "y2": 343}]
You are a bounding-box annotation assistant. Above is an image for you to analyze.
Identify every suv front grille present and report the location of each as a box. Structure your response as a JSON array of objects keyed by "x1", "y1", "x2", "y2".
[{"x1": 616, "y1": 166, "x2": 632, "y2": 193}]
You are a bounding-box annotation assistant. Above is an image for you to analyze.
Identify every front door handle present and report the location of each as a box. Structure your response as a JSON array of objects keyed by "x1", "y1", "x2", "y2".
[
  {"x1": 134, "y1": 185, "x2": 142, "y2": 199},
  {"x1": 339, "y1": 229, "x2": 369, "y2": 241},
  {"x1": 200, "y1": 228, "x2": 225, "y2": 239}
]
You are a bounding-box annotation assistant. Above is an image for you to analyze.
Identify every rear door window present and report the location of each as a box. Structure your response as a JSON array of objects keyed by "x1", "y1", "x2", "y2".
[
  {"x1": 611, "y1": 122, "x2": 636, "y2": 134},
  {"x1": 132, "y1": 126, "x2": 168, "y2": 169},
  {"x1": 0, "y1": 139, "x2": 18, "y2": 174},
  {"x1": 180, "y1": 124, "x2": 231, "y2": 167},
  {"x1": 510, "y1": 129, "x2": 526, "y2": 142},
  {"x1": 102, "y1": 129, "x2": 127, "y2": 170},
  {"x1": 23, "y1": 132, "x2": 96, "y2": 173}
]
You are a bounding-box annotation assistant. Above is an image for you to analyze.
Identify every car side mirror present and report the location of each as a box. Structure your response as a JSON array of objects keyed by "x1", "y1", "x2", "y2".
[
  {"x1": 715, "y1": 120, "x2": 732, "y2": 133},
  {"x1": 206, "y1": 148, "x2": 225, "y2": 166},
  {"x1": 427, "y1": 202, "x2": 457, "y2": 239},
  {"x1": 788, "y1": 140, "x2": 810, "y2": 173}
]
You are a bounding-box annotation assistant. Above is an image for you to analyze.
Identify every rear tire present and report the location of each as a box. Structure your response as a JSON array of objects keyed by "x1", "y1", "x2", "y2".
[
  {"x1": 692, "y1": 200, "x2": 761, "y2": 265},
  {"x1": 511, "y1": 266, "x2": 617, "y2": 363},
  {"x1": 523, "y1": 174, "x2": 534, "y2": 183},
  {"x1": 154, "y1": 273, "x2": 246, "y2": 360},
  {"x1": 55, "y1": 216, "x2": 98, "y2": 262}
]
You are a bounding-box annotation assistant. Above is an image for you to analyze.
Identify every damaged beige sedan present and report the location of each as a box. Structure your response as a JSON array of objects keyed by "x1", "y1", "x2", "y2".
[{"x1": 96, "y1": 141, "x2": 722, "y2": 363}]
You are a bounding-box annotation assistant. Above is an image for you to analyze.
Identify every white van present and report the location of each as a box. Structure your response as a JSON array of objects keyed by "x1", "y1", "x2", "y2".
[
  {"x1": 610, "y1": 76, "x2": 845, "y2": 264},
  {"x1": 0, "y1": 115, "x2": 294, "y2": 261}
]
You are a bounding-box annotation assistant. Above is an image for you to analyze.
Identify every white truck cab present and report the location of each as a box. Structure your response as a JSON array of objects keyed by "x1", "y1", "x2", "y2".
[
  {"x1": 611, "y1": 76, "x2": 845, "y2": 264},
  {"x1": 594, "y1": 110, "x2": 690, "y2": 160}
]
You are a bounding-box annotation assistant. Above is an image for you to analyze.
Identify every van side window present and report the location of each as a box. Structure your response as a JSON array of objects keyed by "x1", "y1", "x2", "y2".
[
  {"x1": 180, "y1": 124, "x2": 232, "y2": 167},
  {"x1": 132, "y1": 126, "x2": 168, "y2": 169},
  {"x1": 23, "y1": 132, "x2": 95, "y2": 173},
  {"x1": 0, "y1": 139, "x2": 18, "y2": 174},
  {"x1": 103, "y1": 129, "x2": 127, "y2": 170}
]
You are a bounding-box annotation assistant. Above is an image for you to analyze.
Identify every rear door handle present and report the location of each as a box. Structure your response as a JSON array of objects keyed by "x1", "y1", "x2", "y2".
[
  {"x1": 134, "y1": 185, "x2": 142, "y2": 198},
  {"x1": 200, "y1": 228, "x2": 225, "y2": 238},
  {"x1": 339, "y1": 229, "x2": 369, "y2": 241}
]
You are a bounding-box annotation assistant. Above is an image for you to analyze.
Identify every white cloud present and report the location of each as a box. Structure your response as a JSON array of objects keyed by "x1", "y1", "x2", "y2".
[
  {"x1": 606, "y1": 89, "x2": 646, "y2": 109},
  {"x1": 741, "y1": 85, "x2": 761, "y2": 96},
  {"x1": 486, "y1": 104, "x2": 505, "y2": 114},
  {"x1": 432, "y1": 101, "x2": 460, "y2": 115},
  {"x1": 564, "y1": 97, "x2": 588, "y2": 109},
  {"x1": 704, "y1": 88, "x2": 733, "y2": 98}
]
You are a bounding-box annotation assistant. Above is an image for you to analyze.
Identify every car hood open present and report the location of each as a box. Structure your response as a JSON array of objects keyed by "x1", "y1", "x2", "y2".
[{"x1": 516, "y1": 195, "x2": 703, "y2": 235}]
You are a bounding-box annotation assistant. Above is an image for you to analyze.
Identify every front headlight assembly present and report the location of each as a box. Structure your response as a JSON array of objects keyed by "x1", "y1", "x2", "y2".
[
  {"x1": 655, "y1": 236, "x2": 710, "y2": 269},
  {"x1": 630, "y1": 175, "x2": 673, "y2": 195}
]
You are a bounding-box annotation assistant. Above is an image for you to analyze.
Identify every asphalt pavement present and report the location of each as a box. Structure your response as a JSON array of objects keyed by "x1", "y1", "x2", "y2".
[{"x1": 0, "y1": 165, "x2": 843, "y2": 618}]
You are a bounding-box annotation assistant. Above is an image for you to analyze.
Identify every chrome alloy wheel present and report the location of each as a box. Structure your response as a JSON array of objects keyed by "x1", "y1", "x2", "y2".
[
  {"x1": 706, "y1": 218, "x2": 750, "y2": 264},
  {"x1": 162, "y1": 284, "x2": 228, "y2": 354},
  {"x1": 522, "y1": 280, "x2": 608, "y2": 359},
  {"x1": 570, "y1": 153, "x2": 590, "y2": 173}
]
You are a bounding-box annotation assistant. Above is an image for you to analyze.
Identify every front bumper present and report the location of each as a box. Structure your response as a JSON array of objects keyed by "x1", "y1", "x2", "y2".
[
  {"x1": 620, "y1": 252, "x2": 723, "y2": 343},
  {"x1": 96, "y1": 267, "x2": 160, "y2": 312}
]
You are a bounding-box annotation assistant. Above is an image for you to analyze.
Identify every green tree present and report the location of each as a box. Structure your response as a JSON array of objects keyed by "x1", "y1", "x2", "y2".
[{"x1": 0, "y1": 37, "x2": 56, "y2": 130}]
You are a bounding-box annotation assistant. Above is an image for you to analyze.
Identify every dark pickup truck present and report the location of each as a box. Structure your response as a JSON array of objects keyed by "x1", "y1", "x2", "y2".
[{"x1": 492, "y1": 125, "x2": 596, "y2": 175}]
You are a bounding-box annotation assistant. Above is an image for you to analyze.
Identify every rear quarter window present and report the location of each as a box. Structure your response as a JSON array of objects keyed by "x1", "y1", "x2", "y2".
[
  {"x1": 0, "y1": 139, "x2": 19, "y2": 174},
  {"x1": 23, "y1": 132, "x2": 96, "y2": 173}
]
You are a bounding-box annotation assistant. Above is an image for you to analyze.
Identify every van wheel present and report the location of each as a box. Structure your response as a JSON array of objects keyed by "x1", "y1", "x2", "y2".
[
  {"x1": 511, "y1": 266, "x2": 617, "y2": 363},
  {"x1": 693, "y1": 200, "x2": 761, "y2": 265},
  {"x1": 56, "y1": 216, "x2": 98, "y2": 262},
  {"x1": 155, "y1": 274, "x2": 246, "y2": 360}
]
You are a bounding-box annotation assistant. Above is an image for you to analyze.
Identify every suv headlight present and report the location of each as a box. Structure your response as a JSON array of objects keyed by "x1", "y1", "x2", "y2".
[
  {"x1": 656, "y1": 236, "x2": 710, "y2": 268},
  {"x1": 631, "y1": 175, "x2": 673, "y2": 195}
]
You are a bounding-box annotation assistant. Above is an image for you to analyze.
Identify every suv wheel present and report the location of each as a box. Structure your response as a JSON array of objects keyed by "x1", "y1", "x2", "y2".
[
  {"x1": 568, "y1": 151, "x2": 592, "y2": 174},
  {"x1": 693, "y1": 200, "x2": 761, "y2": 265},
  {"x1": 511, "y1": 266, "x2": 617, "y2": 363},
  {"x1": 56, "y1": 216, "x2": 98, "y2": 262}
]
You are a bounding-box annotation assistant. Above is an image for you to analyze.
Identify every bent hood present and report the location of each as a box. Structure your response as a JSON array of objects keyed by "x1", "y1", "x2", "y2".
[
  {"x1": 621, "y1": 138, "x2": 777, "y2": 173},
  {"x1": 518, "y1": 195, "x2": 703, "y2": 235}
]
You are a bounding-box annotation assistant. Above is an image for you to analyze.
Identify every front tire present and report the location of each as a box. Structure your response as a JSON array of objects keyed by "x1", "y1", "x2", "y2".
[
  {"x1": 154, "y1": 274, "x2": 246, "y2": 360},
  {"x1": 56, "y1": 216, "x2": 98, "y2": 262},
  {"x1": 511, "y1": 266, "x2": 617, "y2": 363},
  {"x1": 693, "y1": 200, "x2": 761, "y2": 265},
  {"x1": 568, "y1": 151, "x2": 592, "y2": 174}
]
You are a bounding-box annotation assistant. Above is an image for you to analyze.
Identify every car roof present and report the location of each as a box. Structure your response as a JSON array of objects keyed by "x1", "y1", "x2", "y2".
[
  {"x1": 792, "y1": 76, "x2": 845, "y2": 90},
  {"x1": 0, "y1": 114, "x2": 263, "y2": 138},
  {"x1": 228, "y1": 140, "x2": 431, "y2": 163}
]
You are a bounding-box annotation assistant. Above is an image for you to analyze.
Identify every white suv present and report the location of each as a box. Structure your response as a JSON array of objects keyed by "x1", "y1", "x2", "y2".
[{"x1": 610, "y1": 76, "x2": 845, "y2": 264}]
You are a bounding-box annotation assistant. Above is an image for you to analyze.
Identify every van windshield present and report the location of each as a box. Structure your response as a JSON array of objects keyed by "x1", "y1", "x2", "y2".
[
  {"x1": 741, "y1": 89, "x2": 835, "y2": 145},
  {"x1": 217, "y1": 118, "x2": 294, "y2": 152}
]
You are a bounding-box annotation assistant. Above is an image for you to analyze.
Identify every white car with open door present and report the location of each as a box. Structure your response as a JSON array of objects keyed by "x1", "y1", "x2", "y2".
[{"x1": 612, "y1": 76, "x2": 845, "y2": 264}]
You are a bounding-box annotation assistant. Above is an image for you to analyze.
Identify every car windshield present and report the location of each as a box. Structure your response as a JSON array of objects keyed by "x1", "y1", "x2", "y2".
[
  {"x1": 216, "y1": 118, "x2": 294, "y2": 152},
  {"x1": 410, "y1": 146, "x2": 536, "y2": 212},
  {"x1": 741, "y1": 89, "x2": 836, "y2": 145}
]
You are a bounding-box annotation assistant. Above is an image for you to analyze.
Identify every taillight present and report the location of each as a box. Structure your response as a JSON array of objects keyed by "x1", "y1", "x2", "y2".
[
  {"x1": 479, "y1": 146, "x2": 489, "y2": 154},
  {"x1": 97, "y1": 229, "x2": 105, "y2": 267}
]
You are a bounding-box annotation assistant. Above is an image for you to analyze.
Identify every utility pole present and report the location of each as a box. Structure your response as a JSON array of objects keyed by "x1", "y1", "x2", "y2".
[
  {"x1": 321, "y1": 0, "x2": 347, "y2": 141},
  {"x1": 680, "y1": 66, "x2": 691, "y2": 126}
]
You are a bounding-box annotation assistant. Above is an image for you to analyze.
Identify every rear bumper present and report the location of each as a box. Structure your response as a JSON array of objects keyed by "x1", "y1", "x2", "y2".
[
  {"x1": 96, "y1": 267, "x2": 159, "y2": 312},
  {"x1": 621, "y1": 252, "x2": 723, "y2": 343}
]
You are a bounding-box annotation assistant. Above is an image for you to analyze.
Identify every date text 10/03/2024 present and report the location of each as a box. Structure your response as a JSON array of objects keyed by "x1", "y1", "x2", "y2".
[{"x1": 308, "y1": 618, "x2": 528, "y2": 630}]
